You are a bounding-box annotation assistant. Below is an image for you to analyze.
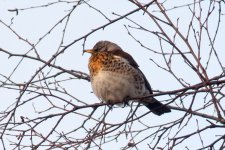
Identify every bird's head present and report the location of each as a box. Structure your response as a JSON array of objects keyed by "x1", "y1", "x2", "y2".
[{"x1": 83, "y1": 41, "x2": 122, "y2": 54}]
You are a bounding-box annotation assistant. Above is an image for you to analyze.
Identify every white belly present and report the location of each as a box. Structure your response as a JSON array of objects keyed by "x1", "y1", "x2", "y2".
[{"x1": 91, "y1": 71, "x2": 147, "y2": 103}]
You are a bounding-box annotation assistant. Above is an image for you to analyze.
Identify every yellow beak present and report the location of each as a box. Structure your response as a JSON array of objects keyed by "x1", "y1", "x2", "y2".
[
  {"x1": 83, "y1": 49, "x2": 93, "y2": 53},
  {"x1": 82, "y1": 49, "x2": 94, "y2": 56}
]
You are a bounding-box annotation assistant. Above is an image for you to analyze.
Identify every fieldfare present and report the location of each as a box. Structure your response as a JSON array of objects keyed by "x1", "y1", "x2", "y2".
[{"x1": 84, "y1": 41, "x2": 171, "y2": 115}]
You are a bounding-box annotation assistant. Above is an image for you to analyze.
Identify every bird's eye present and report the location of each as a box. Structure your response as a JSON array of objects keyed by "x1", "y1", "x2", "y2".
[
  {"x1": 93, "y1": 42, "x2": 107, "y2": 52},
  {"x1": 94, "y1": 48, "x2": 100, "y2": 52},
  {"x1": 95, "y1": 46, "x2": 105, "y2": 52}
]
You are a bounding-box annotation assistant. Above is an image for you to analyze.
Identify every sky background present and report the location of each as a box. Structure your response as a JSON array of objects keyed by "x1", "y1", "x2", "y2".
[{"x1": 0, "y1": 0, "x2": 225, "y2": 149}]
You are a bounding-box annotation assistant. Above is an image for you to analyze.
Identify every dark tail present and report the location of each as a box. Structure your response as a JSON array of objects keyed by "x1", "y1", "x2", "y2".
[{"x1": 143, "y1": 98, "x2": 171, "y2": 116}]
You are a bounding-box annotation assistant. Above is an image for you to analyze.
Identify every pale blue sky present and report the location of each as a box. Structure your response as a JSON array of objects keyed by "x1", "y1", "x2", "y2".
[{"x1": 0, "y1": 0, "x2": 224, "y2": 149}]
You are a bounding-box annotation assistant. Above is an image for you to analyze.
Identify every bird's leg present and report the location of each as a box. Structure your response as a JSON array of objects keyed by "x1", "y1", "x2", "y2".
[
  {"x1": 106, "y1": 99, "x2": 114, "y2": 105},
  {"x1": 123, "y1": 96, "x2": 130, "y2": 108},
  {"x1": 105, "y1": 100, "x2": 114, "y2": 110}
]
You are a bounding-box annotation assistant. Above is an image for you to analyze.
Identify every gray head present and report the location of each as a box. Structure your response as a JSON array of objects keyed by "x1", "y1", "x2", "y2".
[
  {"x1": 83, "y1": 41, "x2": 123, "y2": 55},
  {"x1": 92, "y1": 41, "x2": 122, "y2": 52}
]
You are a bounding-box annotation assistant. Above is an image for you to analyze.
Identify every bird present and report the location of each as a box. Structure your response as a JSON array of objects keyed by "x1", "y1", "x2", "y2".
[{"x1": 84, "y1": 40, "x2": 171, "y2": 116}]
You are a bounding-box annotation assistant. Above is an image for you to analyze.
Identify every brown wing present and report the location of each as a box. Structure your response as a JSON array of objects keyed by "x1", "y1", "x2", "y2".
[
  {"x1": 111, "y1": 49, "x2": 139, "y2": 67},
  {"x1": 111, "y1": 49, "x2": 171, "y2": 115},
  {"x1": 111, "y1": 49, "x2": 153, "y2": 94}
]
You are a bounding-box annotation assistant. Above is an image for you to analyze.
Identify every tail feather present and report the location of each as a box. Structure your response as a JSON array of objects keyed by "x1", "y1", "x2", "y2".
[{"x1": 143, "y1": 98, "x2": 171, "y2": 116}]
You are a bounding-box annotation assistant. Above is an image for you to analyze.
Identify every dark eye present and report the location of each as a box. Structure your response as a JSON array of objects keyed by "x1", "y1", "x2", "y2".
[
  {"x1": 94, "y1": 47, "x2": 100, "y2": 52},
  {"x1": 95, "y1": 46, "x2": 105, "y2": 52},
  {"x1": 93, "y1": 41, "x2": 106, "y2": 52}
]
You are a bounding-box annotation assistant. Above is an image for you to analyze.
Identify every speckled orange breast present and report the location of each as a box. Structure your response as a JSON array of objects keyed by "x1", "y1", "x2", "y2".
[
  {"x1": 88, "y1": 52, "x2": 112, "y2": 78},
  {"x1": 88, "y1": 51, "x2": 148, "y2": 103}
]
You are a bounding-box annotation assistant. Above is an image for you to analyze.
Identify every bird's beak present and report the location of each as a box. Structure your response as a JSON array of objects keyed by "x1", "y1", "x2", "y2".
[{"x1": 82, "y1": 49, "x2": 93, "y2": 56}]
